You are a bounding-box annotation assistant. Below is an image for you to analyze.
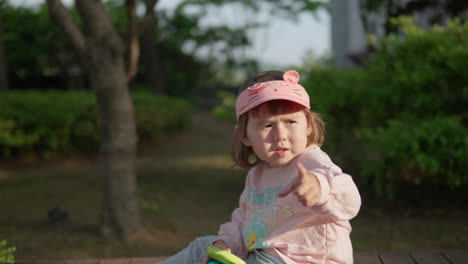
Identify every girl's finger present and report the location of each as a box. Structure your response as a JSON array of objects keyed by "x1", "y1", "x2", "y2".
[
  {"x1": 296, "y1": 162, "x2": 308, "y2": 179},
  {"x1": 302, "y1": 191, "x2": 318, "y2": 207},
  {"x1": 295, "y1": 182, "x2": 312, "y2": 197},
  {"x1": 280, "y1": 162, "x2": 311, "y2": 197}
]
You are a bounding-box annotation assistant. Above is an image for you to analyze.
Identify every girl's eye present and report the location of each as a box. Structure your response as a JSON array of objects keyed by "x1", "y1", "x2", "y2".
[
  {"x1": 263, "y1": 124, "x2": 272, "y2": 128},
  {"x1": 287, "y1": 120, "x2": 297, "y2": 124}
]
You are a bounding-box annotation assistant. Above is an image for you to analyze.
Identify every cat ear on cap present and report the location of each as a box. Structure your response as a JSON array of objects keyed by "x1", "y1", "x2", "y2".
[{"x1": 283, "y1": 70, "x2": 300, "y2": 83}]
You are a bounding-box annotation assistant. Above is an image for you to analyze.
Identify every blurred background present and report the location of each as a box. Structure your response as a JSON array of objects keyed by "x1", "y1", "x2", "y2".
[{"x1": 0, "y1": 0, "x2": 467, "y2": 262}]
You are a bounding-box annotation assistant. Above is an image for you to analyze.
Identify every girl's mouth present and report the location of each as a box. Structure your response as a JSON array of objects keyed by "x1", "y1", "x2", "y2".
[{"x1": 274, "y1": 147, "x2": 289, "y2": 157}]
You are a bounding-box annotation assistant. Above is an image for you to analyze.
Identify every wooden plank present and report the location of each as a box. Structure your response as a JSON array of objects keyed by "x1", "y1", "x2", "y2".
[
  {"x1": 442, "y1": 250, "x2": 468, "y2": 264},
  {"x1": 411, "y1": 251, "x2": 449, "y2": 264},
  {"x1": 379, "y1": 252, "x2": 415, "y2": 264},
  {"x1": 130, "y1": 257, "x2": 168, "y2": 264},
  {"x1": 16, "y1": 261, "x2": 100, "y2": 264},
  {"x1": 98, "y1": 258, "x2": 132, "y2": 264},
  {"x1": 64, "y1": 260, "x2": 101, "y2": 264},
  {"x1": 15, "y1": 262, "x2": 64, "y2": 264},
  {"x1": 354, "y1": 251, "x2": 381, "y2": 264},
  {"x1": 65, "y1": 260, "x2": 99, "y2": 264}
]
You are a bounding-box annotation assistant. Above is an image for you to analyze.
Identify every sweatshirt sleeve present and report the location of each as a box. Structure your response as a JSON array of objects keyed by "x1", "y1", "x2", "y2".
[
  {"x1": 301, "y1": 149, "x2": 361, "y2": 221},
  {"x1": 311, "y1": 168, "x2": 361, "y2": 221},
  {"x1": 217, "y1": 170, "x2": 252, "y2": 258}
]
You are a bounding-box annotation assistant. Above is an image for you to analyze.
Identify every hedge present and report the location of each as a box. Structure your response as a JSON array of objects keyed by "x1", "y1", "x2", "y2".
[
  {"x1": 0, "y1": 90, "x2": 190, "y2": 159},
  {"x1": 0, "y1": 240, "x2": 15, "y2": 264},
  {"x1": 302, "y1": 17, "x2": 468, "y2": 199}
]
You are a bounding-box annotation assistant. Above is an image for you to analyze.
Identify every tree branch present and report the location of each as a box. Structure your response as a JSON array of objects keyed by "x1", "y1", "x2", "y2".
[
  {"x1": 140, "y1": 0, "x2": 159, "y2": 34},
  {"x1": 144, "y1": 0, "x2": 159, "y2": 16},
  {"x1": 126, "y1": 0, "x2": 139, "y2": 81},
  {"x1": 46, "y1": 0, "x2": 86, "y2": 56},
  {"x1": 75, "y1": 0, "x2": 124, "y2": 56}
]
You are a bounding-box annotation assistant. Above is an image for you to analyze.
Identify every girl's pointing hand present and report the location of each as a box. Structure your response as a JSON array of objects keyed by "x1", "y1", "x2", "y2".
[{"x1": 278, "y1": 162, "x2": 321, "y2": 207}]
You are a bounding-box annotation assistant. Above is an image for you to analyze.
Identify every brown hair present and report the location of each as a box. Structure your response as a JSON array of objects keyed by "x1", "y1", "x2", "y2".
[{"x1": 231, "y1": 70, "x2": 325, "y2": 169}]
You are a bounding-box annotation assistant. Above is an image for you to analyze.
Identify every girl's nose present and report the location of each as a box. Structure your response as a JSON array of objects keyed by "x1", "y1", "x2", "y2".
[{"x1": 274, "y1": 125, "x2": 287, "y2": 141}]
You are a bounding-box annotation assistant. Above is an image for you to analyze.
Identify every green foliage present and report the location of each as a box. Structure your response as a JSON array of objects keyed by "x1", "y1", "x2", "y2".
[
  {"x1": 155, "y1": 3, "x2": 251, "y2": 96},
  {"x1": 0, "y1": 240, "x2": 15, "y2": 264},
  {"x1": 2, "y1": 3, "x2": 72, "y2": 85},
  {"x1": 3, "y1": 1, "x2": 323, "y2": 96},
  {"x1": 132, "y1": 92, "x2": 191, "y2": 144},
  {"x1": 0, "y1": 91, "x2": 98, "y2": 158},
  {"x1": 211, "y1": 91, "x2": 236, "y2": 123},
  {"x1": 179, "y1": 0, "x2": 326, "y2": 18},
  {"x1": 173, "y1": 0, "x2": 325, "y2": 68},
  {"x1": 299, "y1": 18, "x2": 468, "y2": 199},
  {"x1": 359, "y1": 116, "x2": 467, "y2": 199},
  {"x1": 0, "y1": 91, "x2": 190, "y2": 160},
  {"x1": 364, "y1": 17, "x2": 468, "y2": 126}
]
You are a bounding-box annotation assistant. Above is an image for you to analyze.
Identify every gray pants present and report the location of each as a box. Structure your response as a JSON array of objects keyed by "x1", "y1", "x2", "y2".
[{"x1": 156, "y1": 236, "x2": 282, "y2": 264}]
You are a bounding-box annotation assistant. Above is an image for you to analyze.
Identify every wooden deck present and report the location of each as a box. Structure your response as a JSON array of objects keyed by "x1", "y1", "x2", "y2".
[
  {"x1": 14, "y1": 250, "x2": 468, "y2": 264},
  {"x1": 354, "y1": 251, "x2": 468, "y2": 264}
]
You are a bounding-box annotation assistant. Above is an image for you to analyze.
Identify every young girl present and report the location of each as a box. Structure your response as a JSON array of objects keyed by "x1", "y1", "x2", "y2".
[{"x1": 157, "y1": 70, "x2": 361, "y2": 264}]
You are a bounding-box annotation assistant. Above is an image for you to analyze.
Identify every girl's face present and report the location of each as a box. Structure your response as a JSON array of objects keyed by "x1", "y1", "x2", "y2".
[{"x1": 243, "y1": 105, "x2": 312, "y2": 167}]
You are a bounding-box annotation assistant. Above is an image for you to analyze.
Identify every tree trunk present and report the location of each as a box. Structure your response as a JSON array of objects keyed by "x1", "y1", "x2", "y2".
[
  {"x1": 126, "y1": 0, "x2": 139, "y2": 81},
  {"x1": 0, "y1": 9, "x2": 9, "y2": 91},
  {"x1": 47, "y1": 0, "x2": 140, "y2": 241},
  {"x1": 140, "y1": 0, "x2": 165, "y2": 94}
]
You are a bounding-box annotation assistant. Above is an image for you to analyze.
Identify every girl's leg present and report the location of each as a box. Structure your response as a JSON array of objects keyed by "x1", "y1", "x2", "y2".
[
  {"x1": 244, "y1": 251, "x2": 286, "y2": 264},
  {"x1": 156, "y1": 236, "x2": 218, "y2": 264},
  {"x1": 244, "y1": 253, "x2": 262, "y2": 264}
]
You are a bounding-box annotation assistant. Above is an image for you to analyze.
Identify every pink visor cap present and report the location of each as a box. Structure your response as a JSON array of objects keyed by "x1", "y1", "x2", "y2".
[{"x1": 235, "y1": 70, "x2": 310, "y2": 120}]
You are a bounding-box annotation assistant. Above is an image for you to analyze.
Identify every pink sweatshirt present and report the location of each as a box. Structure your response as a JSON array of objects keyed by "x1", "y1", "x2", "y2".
[{"x1": 218, "y1": 145, "x2": 361, "y2": 264}]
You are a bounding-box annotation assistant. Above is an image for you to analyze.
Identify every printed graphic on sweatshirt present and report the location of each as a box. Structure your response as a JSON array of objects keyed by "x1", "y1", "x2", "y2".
[
  {"x1": 246, "y1": 186, "x2": 283, "y2": 205},
  {"x1": 245, "y1": 186, "x2": 294, "y2": 220},
  {"x1": 243, "y1": 215, "x2": 269, "y2": 250},
  {"x1": 243, "y1": 185, "x2": 294, "y2": 251}
]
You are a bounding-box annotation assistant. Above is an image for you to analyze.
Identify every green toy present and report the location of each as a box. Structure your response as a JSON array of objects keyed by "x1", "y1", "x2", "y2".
[{"x1": 206, "y1": 246, "x2": 246, "y2": 264}]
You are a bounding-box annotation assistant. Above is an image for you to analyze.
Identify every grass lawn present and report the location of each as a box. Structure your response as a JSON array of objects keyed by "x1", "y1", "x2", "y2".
[{"x1": 1, "y1": 112, "x2": 467, "y2": 261}]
